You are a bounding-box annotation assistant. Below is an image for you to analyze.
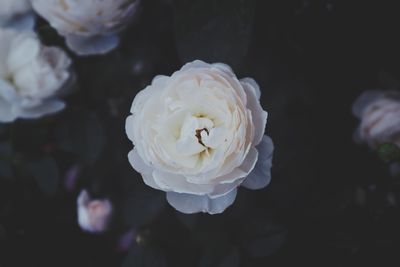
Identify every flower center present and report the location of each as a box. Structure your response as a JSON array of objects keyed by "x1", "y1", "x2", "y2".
[{"x1": 195, "y1": 128, "x2": 209, "y2": 147}]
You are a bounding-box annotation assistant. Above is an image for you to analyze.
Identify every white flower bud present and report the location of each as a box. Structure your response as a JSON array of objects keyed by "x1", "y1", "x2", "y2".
[{"x1": 77, "y1": 190, "x2": 113, "y2": 233}]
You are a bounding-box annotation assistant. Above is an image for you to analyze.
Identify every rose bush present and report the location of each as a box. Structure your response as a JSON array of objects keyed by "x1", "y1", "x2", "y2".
[
  {"x1": 0, "y1": 29, "x2": 73, "y2": 123},
  {"x1": 353, "y1": 90, "x2": 400, "y2": 149},
  {"x1": 125, "y1": 60, "x2": 274, "y2": 214},
  {"x1": 31, "y1": 0, "x2": 141, "y2": 56}
]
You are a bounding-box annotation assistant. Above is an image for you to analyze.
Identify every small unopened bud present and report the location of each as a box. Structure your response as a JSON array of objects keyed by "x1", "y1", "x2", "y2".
[{"x1": 77, "y1": 190, "x2": 112, "y2": 233}]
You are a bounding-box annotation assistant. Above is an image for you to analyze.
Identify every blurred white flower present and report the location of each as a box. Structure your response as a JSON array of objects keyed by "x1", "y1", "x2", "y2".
[
  {"x1": 31, "y1": 0, "x2": 141, "y2": 56},
  {"x1": 0, "y1": 0, "x2": 35, "y2": 30},
  {"x1": 0, "y1": 29, "x2": 73, "y2": 123},
  {"x1": 77, "y1": 190, "x2": 113, "y2": 233},
  {"x1": 125, "y1": 60, "x2": 274, "y2": 214},
  {"x1": 353, "y1": 90, "x2": 400, "y2": 149}
]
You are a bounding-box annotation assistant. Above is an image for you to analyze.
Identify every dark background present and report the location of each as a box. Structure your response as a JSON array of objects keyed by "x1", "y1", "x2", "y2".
[{"x1": 1, "y1": 0, "x2": 400, "y2": 266}]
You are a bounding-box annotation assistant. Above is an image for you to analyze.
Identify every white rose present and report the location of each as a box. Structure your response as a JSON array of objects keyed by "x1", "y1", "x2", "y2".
[
  {"x1": 353, "y1": 90, "x2": 400, "y2": 149},
  {"x1": 0, "y1": 0, "x2": 35, "y2": 30},
  {"x1": 0, "y1": 29, "x2": 73, "y2": 123},
  {"x1": 125, "y1": 60, "x2": 274, "y2": 214},
  {"x1": 31, "y1": 0, "x2": 141, "y2": 56},
  {"x1": 77, "y1": 190, "x2": 113, "y2": 233}
]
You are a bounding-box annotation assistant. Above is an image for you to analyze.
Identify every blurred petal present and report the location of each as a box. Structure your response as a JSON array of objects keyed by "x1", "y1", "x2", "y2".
[
  {"x1": 1, "y1": 13, "x2": 35, "y2": 30},
  {"x1": 166, "y1": 188, "x2": 237, "y2": 214},
  {"x1": 0, "y1": 98, "x2": 16, "y2": 122},
  {"x1": 65, "y1": 34, "x2": 119, "y2": 56},
  {"x1": 17, "y1": 99, "x2": 65, "y2": 119},
  {"x1": 242, "y1": 80, "x2": 268, "y2": 145},
  {"x1": 0, "y1": 79, "x2": 18, "y2": 102},
  {"x1": 352, "y1": 89, "x2": 385, "y2": 118},
  {"x1": 242, "y1": 135, "x2": 274, "y2": 190}
]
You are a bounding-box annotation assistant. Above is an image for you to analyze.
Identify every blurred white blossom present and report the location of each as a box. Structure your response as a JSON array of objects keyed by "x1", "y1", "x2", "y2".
[
  {"x1": 77, "y1": 190, "x2": 113, "y2": 233},
  {"x1": 125, "y1": 60, "x2": 274, "y2": 214},
  {"x1": 353, "y1": 90, "x2": 400, "y2": 149},
  {"x1": 0, "y1": 0, "x2": 35, "y2": 30},
  {"x1": 31, "y1": 0, "x2": 141, "y2": 55},
  {"x1": 0, "y1": 29, "x2": 73, "y2": 122}
]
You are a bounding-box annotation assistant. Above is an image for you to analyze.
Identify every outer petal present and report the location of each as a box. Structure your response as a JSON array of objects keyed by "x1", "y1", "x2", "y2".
[
  {"x1": 153, "y1": 170, "x2": 214, "y2": 195},
  {"x1": 240, "y1": 77, "x2": 261, "y2": 100},
  {"x1": 125, "y1": 115, "x2": 135, "y2": 142},
  {"x1": 166, "y1": 188, "x2": 237, "y2": 214},
  {"x1": 0, "y1": 13, "x2": 35, "y2": 30},
  {"x1": 180, "y1": 60, "x2": 210, "y2": 71},
  {"x1": 352, "y1": 90, "x2": 385, "y2": 118},
  {"x1": 16, "y1": 99, "x2": 65, "y2": 119},
  {"x1": 242, "y1": 135, "x2": 274, "y2": 190},
  {"x1": 241, "y1": 79, "x2": 267, "y2": 145},
  {"x1": 0, "y1": 97, "x2": 17, "y2": 122},
  {"x1": 127, "y1": 149, "x2": 161, "y2": 190},
  {"x1": 217, "y1": 146, "x2": 258, "y2": 184},
  {"x1": 65, "y1": 34, "x2": 119, "y2": 56}
]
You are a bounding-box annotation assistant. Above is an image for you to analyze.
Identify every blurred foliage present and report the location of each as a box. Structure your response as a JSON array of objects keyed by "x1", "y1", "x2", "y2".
[{"x1": 378, "y1": 143, "x2": 400, "y2": 163}]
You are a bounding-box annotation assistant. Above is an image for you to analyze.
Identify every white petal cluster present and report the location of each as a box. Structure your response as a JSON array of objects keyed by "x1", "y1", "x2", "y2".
[
  {"x1": 126, "y1": 60, "x2": 274, "y2": 214},
  {"x1": 31, "y1": 0, "x2": 140, "y2": 55},
  {"x1": 0, "y1": 29, "x2": 73, "y2": 122}
]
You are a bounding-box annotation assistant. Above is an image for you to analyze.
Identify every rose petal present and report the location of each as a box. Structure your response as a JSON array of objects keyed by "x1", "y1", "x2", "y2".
[
  {"x1": 153, "y1": 170, "x2": 214, "y2": 195},
  {"x1": 241, "y1": 79, "x2": 268, "y2": 145},
  {"x1": 1, "y1": 13, "x2": 36, "y2": 31},
  {"x1": 240, "y1": 77, "x2": 261, "y2": 100},
  {"x1": 218, "y1": 146, "x2": 258, "y2": 184},
  {"x1": 16, "y1": 99, "x2": 65, "y2": 119},
  {"x1": 0, "y1": 79, "x2": 18, "y2": 102},
  {"x1": 0, "y1": 97, "x2": 17, "y2": 122},
  {"x1": 125, "y1": 115, "x2": 135, "y2": 142},
  {"x1": 166, "y1": 188, "x2": 237, "y2": 214},
  {"x1": 65, "y1": 34, "x2": 119, "y2": 56},
  {"x1": 242, "y1": 135, "x2": 274, "y2": 190}
]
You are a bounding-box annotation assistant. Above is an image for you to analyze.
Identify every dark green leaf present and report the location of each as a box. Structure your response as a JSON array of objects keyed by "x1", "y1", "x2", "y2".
[
  {"x1": 28, "y1": 157, "x2": 59, "y2": 196},
  {"x1": 121, "y1": 246, "x2": 167, "y2": 267},
  {"x1": 241, "y1": 219, "x2": 287, "y2": 258},
  {"x1": 56, "y1": 112, "x2": 106, "y2": 164},
  {"x1": 174, "y1": 0, "x2": 256, "y2": 70},
  {"x1": 124, "y1": 187, "x2": 165, "y2": 227},
  {"x1": 200, "y1": 245, "x2": 240, "y2": 267},
  {"x1": 378, "y1": 143, "x2": 400, "y2": 163}
]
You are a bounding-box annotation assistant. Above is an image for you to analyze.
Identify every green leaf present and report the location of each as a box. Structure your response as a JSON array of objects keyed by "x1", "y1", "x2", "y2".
[
  {"x1": 121, "y1": 246, "x2": 167, "y2": 267},
  {"x1": 56, "y1": 111, "x2": 106, "y2": 164},
  {"x1": 378, "y1": 143, "x2": 400, "y2": 163},
  {"x1": 241, "y1": 218, "x2": 287, "y2": 258},
  {"x1": 124, "y1": 187, "x2": 165, "y2": 228},
  {"x1": 174, "y1": 0, "x2": 256, "y2": 70},
  {"x1": 28, "y1": 157, "x2": 59, "y2": 196}
]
